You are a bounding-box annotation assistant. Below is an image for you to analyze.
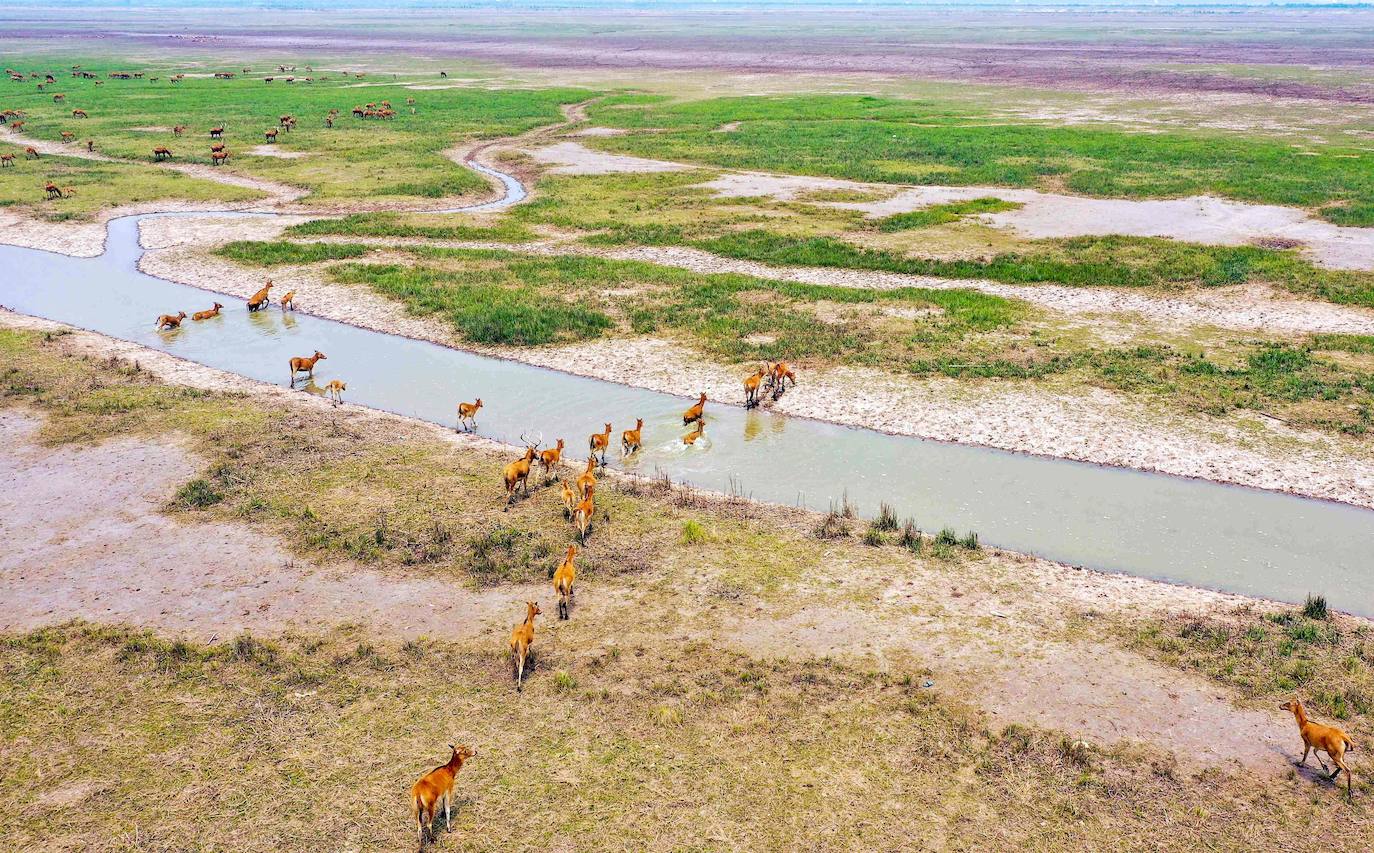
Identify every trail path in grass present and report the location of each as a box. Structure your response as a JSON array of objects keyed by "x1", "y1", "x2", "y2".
[{"x1": 0, "y1": 311, "x2": 1319, "y2": 775}]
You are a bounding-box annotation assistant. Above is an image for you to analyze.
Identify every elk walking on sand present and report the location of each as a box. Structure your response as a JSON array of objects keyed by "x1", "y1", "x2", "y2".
[
  {"x1": 553, "y1": 545, "x2": 577, "y2": 620},
  {"x1": 509, "y1": 601, "x2": 541, "y2": 691},
  {"x1": 410, "y1": 744, "x2": 475, "y2": 846},
  {"x1": 456, "y1": 398, "x2": 482, "y2": 432},
  {"x1": 288, "y1": 350, "x2": 326, "y2": 384},
  {"x1": 155, "y1": 311, "x2": 187, "y2": 330},
  {"x1": 683, "y1": 392, "x2": 707, "y2": 425},
  {"x1": 1282, "y1": 698, "x2": 1355, "y2": 798},
  {"x1": 589, "y1": 422, "x2": 612, "y2": 464},
  {"x1": 323, "y1": 379, "x2": 346, "y2": 405},
  {"x1": 768, "y1": 361, "x2": 796, "y2": 398},
  {"x1": 192, "y1": 302, "x2": 223, "y2": 321},
  {"x1": 621, "y1": 418, "x2": 643, "y2": 456}
]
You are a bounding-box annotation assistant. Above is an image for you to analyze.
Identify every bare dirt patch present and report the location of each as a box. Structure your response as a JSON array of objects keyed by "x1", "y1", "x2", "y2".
[
  {"x1": 520, "y1": 140, "x2": 689, "y2": 175},
  {"x1": 248, "y1": 145, "x2": 314, "y2": 159}
]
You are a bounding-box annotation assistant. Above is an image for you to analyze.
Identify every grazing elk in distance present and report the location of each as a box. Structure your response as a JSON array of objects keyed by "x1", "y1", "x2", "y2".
[
  {"x1": 575, "y1": 456, "x2": 597, "y2": 500},
  {"x1": 683, "y1": 392, "x2": 707, "y2": 425},
  {"x1": 209, "y1": 126, "x2": 224, "y2": 139},
  {"x1": 191, "y1": 302, "x2": 223, "y2": 320},
  {"x1": 59, "y1": 131, "x2": 74, "y2": 142},
  {"x1": 589, "y1": 422, "x2": 612, "y2": 464},
  {"x1": 509, "y1": 601, "x2": 541, "y2": 691},
  {"x1": 44, "y1": 182, "x2": 62, "y2": 199},
  {"x1": 85, "y1": 139, "x2": 94, "y2": 152},
  {"x1": 0, "y1": 154, "x2": 13, "y2": 167},
  {"x1": 152, "y1": 146, "x2": 172, "y2": 161},
  {"x1": 71, "y1": 108, "x2": 86, "y2": 118},
  {"x1": 553, "y1": 544, "x2": 577, "y2": 620},
  {"x1": 264, "y1": 128, "x2": 277, "y2": 143},
  {"x1": 155, "y1": 311, "x2": 187, "y2": 330},
  {"x1": 26, "y1": 146, "x2": 39, "y2": 160},
  {"x1": 288, "y1": 350, "x2": 327, "y2": 384},
  {"x1": 410, "y1": 744, "x2": 475, "y2": 846},
  {"x1": 247, "y1": 280, "x2": 273, "y2": 311},
  {"x1": 683, "y1": 418, "x2": 706, "y2": 445},
  {"x1": 210, "y1": 150, "x2": 229, "y2": 166},
  {"x1": 324, "y1": 379, "x2": 346, "y2": 406},
  {"x1": 456, "y1": 398, "x2": 482, "y2": 431},
  {"x1": 280, "y1": 290, "x2": 295, "y2": 311},
  {"x1": 744, "y1": 365, "x2": 767, "y2": 408},
  {"x1": 539, "y1": 438, "x2": 565, "y2": 480},
  {"x1": 173, "y1": 125, "x2": 186, "y2": 136},
  {"x1": 503, "y1": 438, "x2": 539, "y2": 509},
  {"x1": 621, "y1": 418, "x2": 643, "y2": 456},
  {"x1": 52, "y1": 93, "x2": 64, "y2": 102},
  {"x1": 210, "y1": 142, "x2": 226, "y2": 153},
  {"x1": 572, "y1": 483, "x2": 596, "y2": 544},
  {"x1": 1282, "y1": 699, "x2": 1355, "y2": 798}
]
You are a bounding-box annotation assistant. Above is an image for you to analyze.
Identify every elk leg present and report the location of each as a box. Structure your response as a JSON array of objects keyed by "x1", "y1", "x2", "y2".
[{"x1": 1298, "y1": 745, "x2": 1310, "y2": 766}]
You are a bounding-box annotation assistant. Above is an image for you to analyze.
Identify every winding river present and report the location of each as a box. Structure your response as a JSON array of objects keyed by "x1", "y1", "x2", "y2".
[{"x1": 3, "y1": 155, "x2": 1373, "y2": 616}]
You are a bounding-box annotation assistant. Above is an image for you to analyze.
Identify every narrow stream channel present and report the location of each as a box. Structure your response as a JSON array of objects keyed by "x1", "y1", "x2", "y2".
[{"x1": 2, "y1": 160, "x2": 1372, "y2": 616}]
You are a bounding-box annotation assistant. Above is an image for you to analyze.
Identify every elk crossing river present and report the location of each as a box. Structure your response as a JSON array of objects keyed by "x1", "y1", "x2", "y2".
[{"x1": 3, "y1": 159, "x2": 1372, "y2": 616}]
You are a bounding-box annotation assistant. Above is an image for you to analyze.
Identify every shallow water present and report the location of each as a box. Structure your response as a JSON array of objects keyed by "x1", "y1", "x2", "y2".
[{"x1": 2, "y1": 170, "x2": 1372, "y2": 616}]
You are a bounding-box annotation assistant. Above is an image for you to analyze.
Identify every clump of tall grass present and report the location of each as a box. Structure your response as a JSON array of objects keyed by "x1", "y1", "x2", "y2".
[
  {"x1": 1303, "y1": 594, "x2": 1329, "y2": 621},
  {"x1": 874, "y1": 502, "x2": 899, "y2": 532},
  {"x1": 681, "y1": 519, "x2": 709, "y2": 545},
  {"x1": 898, "y1": 518, "x2": 922, "y2": 552}
]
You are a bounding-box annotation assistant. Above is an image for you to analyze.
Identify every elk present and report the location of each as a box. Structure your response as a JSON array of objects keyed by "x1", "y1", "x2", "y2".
[
  {"x1": 210, "y1": 150, "x2": 229, "y2": 166},
  {"x1": 155, "y1": 311, "x2": 187, "y2": 330},
  {"x1": 172, "y1": 124, "x2": 186, "y2": 136},
  {"x1": 264, "y1": 128, "x2": 277, "y2": 142},
  {"x1": 456, "y1": 398, "x2": 482, "y2": 431},
  {"x1": 502, "y1": 438, "x2": 539, "y2": 509},
  {"x1": 553, "y1": 544, "x2": 577, "y2": 620},
  {"x1": 509, "y1": 601, "x2": 541, "y2": 691},
  {"x1": 0, "y1": 154, "x2": 12, "y2": 167},
  {"x1": 52, "y1": 93, "x2": 64, "y2": 102},
  {"x1": 209, "y1": 126, "x2": 223, "y2": 139},
  {"x1": 744, "y1": 365, "x2": 767, "y2": 408},
  {"x1": 621, "y1": 418, "x2": 643, "y2": 456},
  {"x1": 288, "y1": 350, "x2": 326, "y2": 384},
  {"x1": 280, "y1": 290, "x2": 295, "y2": 311},
  {"x1": 588, "y1": 422, "x2": 612, "y2": 464},
  {"x1": 9, "y1": 120, "x2": 24, "y2": 132},
  {"x1": 60, "y1": 131, "x2": 74, "y2": 142},
  {"x1": 410, "y1": 744, "x2": 475, "y2": 846},
  {"x1": 560, "y1": 479, "x2": 577, "y2": 519},
  {"x1": 210, "y1": 143, "x2": 226, "y2": 153},
  {"x1": 191, "y1": 302, "x2": 223, "y2": 320},
  {"x1": 25, "y1": 146, "x2": 39, "y2": 160},
  {"x1": 85, "y1": 139, "x2": 94, "y2": 152},
  {"x1": 247, "y1": 281, "x2": 273, "y2": 311},
  {"x1": 538, "y1": 438, "x2": 565, "y2": 479},
  {"x1": 44, "y1": 182, "x2": 61, "y2": 199},
  {"x1": 152, "y1": 146, "x2": 172, "y2": 161},
  {"x1": 71, "y1": 108, "x2": 86, "y2": 118},
  {"x1": 683, "y1": 418, "x2": 706, "y2": 446},
  {"x1": 572, "y1": 483, "x2": 596, "y2": 544},
  {"x1": 324, "y1": 116, "x2": 333, "y2": 128},
  {"x1": 683, "y1": 392, "x2": 707, "y2": 425},
  {"x1": 324, "y1": 379, "x2": 346, "y2": 406},
  {"x1": 575, "y1": 456, "x2": 597, "y2": 499},
  {"x1": 768, "y1": 361, "x2": 796, "y2": 397},
  {"x1": 1282, "y1": 698, "x2": 1355, "y2": 798}
]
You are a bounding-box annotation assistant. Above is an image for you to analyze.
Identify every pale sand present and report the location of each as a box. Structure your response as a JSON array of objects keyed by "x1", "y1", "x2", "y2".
[{"x1": 520, "y1": 140, "x2": 689, "y2": 174}]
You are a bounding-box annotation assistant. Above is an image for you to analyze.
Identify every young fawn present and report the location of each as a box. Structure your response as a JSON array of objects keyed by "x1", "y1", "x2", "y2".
[
  {"x1": 155, "y1": 311, "x2": 187, "y2": 330},
  {"x1": 683, "y1": 392, "x2": 707, "y2": 425},
  {"x1": 683, "y1": 418, "x2": 706, "y2": 445},
  {"x1": 589, "y1": 422, "x2": 612, "y2": 464},
  {"x1": 621, "y1": 418, "x2": 644, "y2": 456},
  {"x1": 743, "y1": 366, "x2": 767, "y2": 408},
  {"x1": 288, "y1": 350, "x2": 326, "y2": 384},
  {"x1": 324, "y1": 379, "x2": 346, "y2": 405},
  {"x1": 280, "y1": 290, "x2": 296, "y2": 311},
  {"x1": 410, "y1": 744, "x2": 475, "y2": 845},
  {"x1": 247, "y1": 280, "x2": 273, "y2": 312},
  {"x1": 191, "y1": 302, "x2": 223, "y2": 321},
  {"x1": 539, "y1": 438, "x2": 565, "y2": 480},
  {"x1": 553, "y1": 544, "x2": 577, "y2": 620},
  {"x1": 1282, "y1": 698, "x2": 1355, "y2": 797},
  {"x1": 503, "y1": 446, "x2": 537, "y2": 509},
  {"x1": 457, "y1": 398, "x2": 482, "y2": 431},
  {"x1": 509, "y1": 601, "x2": 542, "y2": 691},
  {"x1": 572, "y1": 483, "x2": 596, "y2": 544}
]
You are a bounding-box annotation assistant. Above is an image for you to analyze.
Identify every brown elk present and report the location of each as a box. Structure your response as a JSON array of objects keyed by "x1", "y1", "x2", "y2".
[
  {"x1": 0, "y1": 154, "x2": 12, "y2": 167},
  {"x1": 509, "y1": 601, "x2": 541, "y2": 691},
  {"x1": 575, "y1": 456, "x2": 597, "y2": 500},
  {"x1": 191, "y1": 302, "x2": 223, "y2": 320},
  {"x1": 210, "y1": 150, "x2": 229, "y2": 166},
  {"x1": 539, "y1": 438, "x2": 565, "y2": 479},
  {"x1": 280, "y1": 290, "x2": 295, "y2": 311},
  {"x1": 247, "y1": 280, "x2": 273, "y2": 311},
  {"x1": 9, "y1": 120, "x2": 24, "y2": 131},
  {"x1": 502, "y1": 438, "x2": 539, "y2": 509},
  {"x1": 172, "y1": 125, "x2": 186, "y2": 136},
  {"x1": 621, "y1": 417, "x2": 643, "y2": 456},
  {"x1": 209, "y1": 126, "x2": 224, "y2": 139},
  {"x1": 288, "y1": 350, "x2": 327, "y2": 384},
  {"x1": 683, "y1": 392, "x2": 707, "y2": 425},
  {"x1": 52, "y1": 93, "x2": 64, "y2": 102},
  {"x1": 25, "y1": 146, "x2": 39, "y2": 159},
  {"x1": 744, "y1": 365, "x2": 767, "y2": 408},
  {"x1": 1282, "y1": 698, "x2": 1355, "y2": 798},
  {"x1": 553, "y1": 545, "x2": 577, "y2": 620},
  {"x1": 44, "y1": 182, "x2": 61, "y2": 199},
  {"x1": 71, "y1": 109, "x2": 86, "y2": 118},
  {"x1": 768, "y1": 361, "x2": 796, "y2": 397},
  {"x1": 155, "y1": 311, "x2": 187, "y2": 330},
  {"x1": 456, "y1": 398, "x2": 482, "y2": 431},
  {"x1": 589, "y1": 422, "x2": 612, "y2": 464},
  {"x1": 683, "y1": 418, "x2": 706, "y2": 446},
  {"x1": 324, "y1": 379, "x2": 346, "y2": 406},
  {"x1": 264, "y1": 128, "x2": 277, "y2": 142},
  {"x1": 572, "y1": 483, "x2": 596, "y2": 544},
  {"x1": 410, "y1": 744, "x2": 475, "y2": 846},
  {"x1": 210, "y1": 143, "x2": 225, "y2": 153},
  {"x1": 60, "y1": 131, "x2": 74, "y2": 142},
  {"x1": 324, "y1": 116, "x2": 334, "y2": 128},
  {"x1": 152, "y1": 146, "x2": 172, "y2": 161},
  {"x1": 85, "y1": 139, "x2": 94, "y2": 152},
  {"x1": 279, "y1": 114, "x2": 293, "y2": 128},
  {"x1": 560, "y1": 479, "x2": 577, "y2": 519}
]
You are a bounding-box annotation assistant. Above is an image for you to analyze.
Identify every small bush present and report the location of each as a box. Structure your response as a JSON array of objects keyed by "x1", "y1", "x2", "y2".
[
  {"x1": 172, "y1": 478, "x2": 223, "y2": 509},
  {"x1": 936, "y1": 527, "x2": 959, "y2": 546},
  {"x1": 898, "y1": 519, "x2": 922, "y2": 552},
  {"x1": 1303, "y1": 594, "x2": 1329, "y2": 621},
  {"x1": 681, "y1": 519, "x2": 709, "y2": 545},
  {"x1": 553, "y1": 670, "x2": 578, "y2": 692},
  {"x1": 960, "y1": 531, "x2": 980, "y2": 551},
  {"x1": 815, "y1": 510, "x2": 851, "y2": 540},
  {"x1": 863, "y1": 525, "x2": 886, "y2": 547}
]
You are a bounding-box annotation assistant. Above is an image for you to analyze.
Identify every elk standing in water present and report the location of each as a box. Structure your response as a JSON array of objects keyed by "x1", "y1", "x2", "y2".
[
  {"x1": 280, "y1": 290, "x2": 295, "y2": 311},
  {"x1": 683, "y1": 418, "x2": 706, "y2": 446},
  {"x1": 288, "y1": 350, "x2": 326, "y2": 384},
  {"x1": 456, "y1": 398, "x2": 482, "y2": 432},
  {"x1": 155, "y1": 311, "x2": 187, "y2": 330},
  {"x1": 553, "y1": 545, "x2": 577, "y2": 620},
  {"x1": 247, "y1": 281, "x2": 273, "y2": 312},
  {"x1": 509, "y1": 601, "x2": 541, "y2": 691},
  {"x1": 683, "y1": 392, "x2": 707, "y2": 425},
  {"x1": 621, "y1": 418, "x2": 643, "y2": 456},
  {"x1": 588, "y1": 422, "x2": 612, "y2": 464},
  {"x1": 191, "y1": 302, "x2": 223, "y2": 320}
]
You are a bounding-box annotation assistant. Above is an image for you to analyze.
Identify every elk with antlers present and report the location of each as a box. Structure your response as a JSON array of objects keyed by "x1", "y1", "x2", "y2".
[
  {"x1": 509, "y1": 601, "x2": 541, "y2": 691},
  {"x1": 744, "y1": 365, "x2": 767, "y2": 408},
  {"x1": 683, "y1": 392, "x2": 707, "y2": 426},
  {"x1": 553, "y1": 545, "x2": 577, "y2": 620},
  {"x1": 247, "y1": 280, "x2": 272, "y2": 311},
  {"x1": 456, "y1": 398, "x2": 482, "y2": 432},
  {"x1": 288, "y1": 350, "x2": 326, "y2": 384},
  {"x1": 621, "y1": 418, "x2": 644, "y2": 456},
  {"x1": 588, "y1": 422, "x2": 612, "y2": 464},
  {"x1": 155, "y1": 311, "x2": 187, "y2": 330},
  {"x1": 410, "y1": 744, "x2": 475, "y2": 846},
  {"x1": 152, "y1": 146, "x2": 172, "y2": 161},
  {"x1": 539, "y1": 438, "x2": 565, "y2": 480},
  {"x1": 191, "y1": 302, "x2": 223, "y2": 320},
  {"x1": 502, "y1": 436, "x2": 540, "y2": 509}
]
